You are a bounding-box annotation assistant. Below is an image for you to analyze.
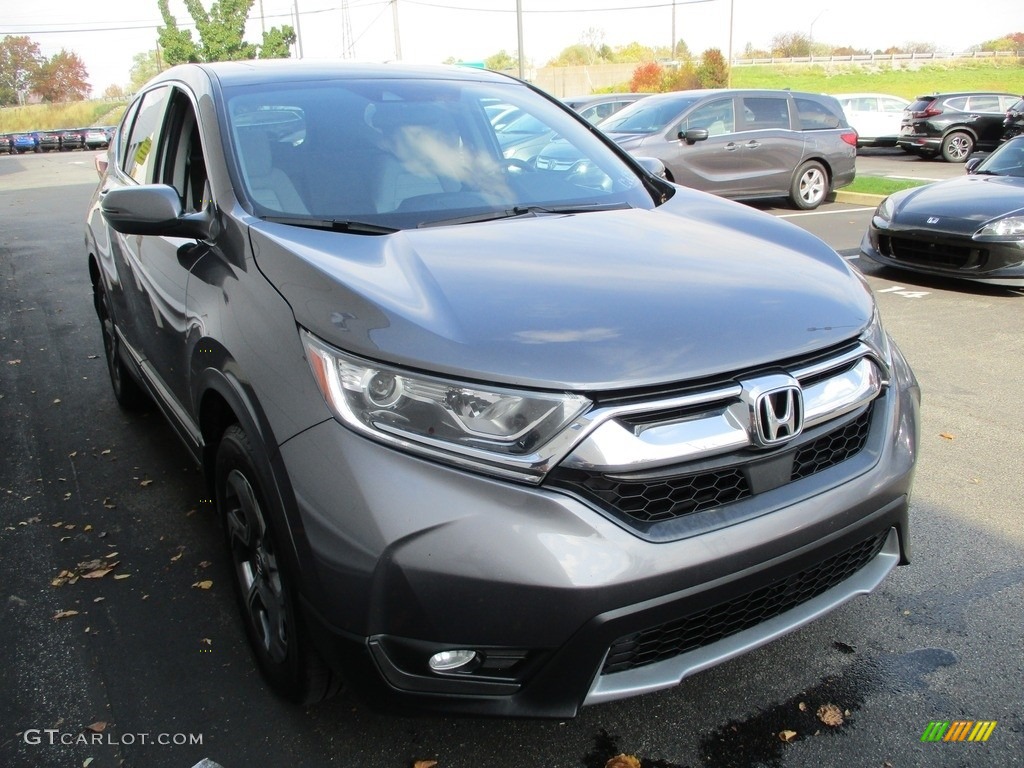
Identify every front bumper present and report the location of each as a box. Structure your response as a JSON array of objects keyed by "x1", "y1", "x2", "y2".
[
  {"x1": 861, "y1": 225, "x2": 1024, "y2": 286},
  {"x1": 278, "y1": 345, "x2": 919, "y2": 717}
]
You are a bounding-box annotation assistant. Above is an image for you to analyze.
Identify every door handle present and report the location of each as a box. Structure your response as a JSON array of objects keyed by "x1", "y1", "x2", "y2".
[
  {"x1": 745, "y1": 140, "x2": 761, "y2": 149},
  {"x1": 725, "y1": 143, "x2": 740, "y2": 151}
]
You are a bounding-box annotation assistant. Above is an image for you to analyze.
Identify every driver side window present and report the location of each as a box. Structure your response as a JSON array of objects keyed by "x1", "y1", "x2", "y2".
[{"x1": 683, "y1": 99, "x2": 735, "y2": 136}]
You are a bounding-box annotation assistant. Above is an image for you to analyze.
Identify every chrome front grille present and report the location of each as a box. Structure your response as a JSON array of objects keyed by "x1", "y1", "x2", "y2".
[{"x1": 547, "y1": 343, "x2": 885, "y2": 532}]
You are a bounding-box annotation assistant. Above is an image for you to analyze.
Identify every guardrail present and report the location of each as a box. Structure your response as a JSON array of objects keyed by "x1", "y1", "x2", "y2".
[{"x1": 733, "y1": 50, "x2": 1023, "y2": 66}]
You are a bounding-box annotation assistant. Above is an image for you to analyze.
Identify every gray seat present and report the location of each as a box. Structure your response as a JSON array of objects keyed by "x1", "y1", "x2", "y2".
[{"x1": 236, "y1": 128, "x2": 308, "y2": 214}]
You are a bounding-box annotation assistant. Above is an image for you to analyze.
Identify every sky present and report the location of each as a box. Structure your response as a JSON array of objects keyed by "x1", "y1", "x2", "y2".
[{"x1": 2, "y1": 0, "x2": 1021, "y2": 96}]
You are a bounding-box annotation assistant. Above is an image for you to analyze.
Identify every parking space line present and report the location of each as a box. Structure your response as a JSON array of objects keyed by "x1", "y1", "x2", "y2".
[{"x1": 777, "y1": 207, "x2": 875, "y2": 218}]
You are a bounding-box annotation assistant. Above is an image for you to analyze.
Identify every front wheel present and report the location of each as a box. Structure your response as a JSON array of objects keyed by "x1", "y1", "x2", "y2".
[
  {"x1": 941, "y1": 131, "x2": 974, "y2": 163},
  {"x1": 790, "y1": 160, "x2": 828, "y2": 210},
  {"x1": 216, "y1": 425, "x2": 341, "y2": 705},
  {"x1": 94, "y1": 283, "x2": 150, "y2": 410}
]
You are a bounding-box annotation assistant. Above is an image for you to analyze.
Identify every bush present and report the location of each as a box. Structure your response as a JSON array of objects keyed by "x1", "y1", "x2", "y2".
[{"x1": 630, "y1": 62, "x2": 664, "y2": 92}]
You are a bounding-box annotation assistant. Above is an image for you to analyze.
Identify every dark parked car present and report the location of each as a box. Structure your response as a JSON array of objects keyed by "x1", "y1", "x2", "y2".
[
  {"x1": 540, "y1": 88, "x2": 857, "y2": 210},
  {"x1": 36, "y1": 130, "x2": 62, "y2": 152},
  {"x1": 562, "y1": 93, "x2": 648, "y2": 125},
  {"x1": 897, "y1": 91, "x2": 1019, "y2": 162},
  {"x1": 861, "y1": 135, "x2": 1024, "y2": 285},
  {"x1": 60, "y1": 128, "x2": 86, "y2": 150},
  {"x1": 1003, "y1": 97, "x2": 1024, "y2": 141},
  {"x1": 86, "y1": 60, "x2": 918, "y2": 717},
  {"x1": 0, "y1": 133, "x2": 13, "y2": 154}
]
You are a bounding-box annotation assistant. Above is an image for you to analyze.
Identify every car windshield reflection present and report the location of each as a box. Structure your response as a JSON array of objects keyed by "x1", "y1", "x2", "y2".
[{"x1": 225, "y1": 79, "x2": 656, "y2": 230}]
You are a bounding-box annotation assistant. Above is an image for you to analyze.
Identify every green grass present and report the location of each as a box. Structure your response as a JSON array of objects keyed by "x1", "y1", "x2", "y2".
[
  {"x1": 844, "y1": 175, "x2": 929, "y2": 196},
  {"x1": 731, "y1": 58, "x2": 1024, "y2": 100},
  {"x1": 0, "y1": 100, "x2": 127, "y2": 132}
]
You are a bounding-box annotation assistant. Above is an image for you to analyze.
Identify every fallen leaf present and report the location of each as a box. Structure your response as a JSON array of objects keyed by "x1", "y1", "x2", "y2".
[
  {"x1": 113, "y1": 574, "x2": 130, "y2": 580},
  {"x1": 778, "y1": 730, "x2": 798, "y2": 743},
  {"x1": 200, "y1": 637, "x2": 212, "y2": 645},
  {"x1": 102, "y1": 498, "x2": 116, "y2": 509},
  {"x1": 198, "y1": 561, "x2": 211, "y2": 569},
  {"x1": 83, "y1": 524, "x2": 93, "y2": 532},
  {"x1": 7, "y1": 359, "x2": 21, "y2": 365},
  {"x1": 817, "y1": 703, "x2": 844, "y2": 727},
  {"x1": 93, "y1": 597, "x2": 105, "y2": 603},
  {"x1": 84, "y1": 758, "x2": 94, "y2": 767},
  {"x1": 53, "y1": 609, "x2": 80, "y2": 621},
  {"x1": 81, "y1": 567, "x2": 115, "y2": 580},
  {"x1": 84, "y1": 721, "x2": 107, "y2": 733},
  {"x1": 798, "y1": 701, "x2": 808, "y2": 712},
  {"x1": 605, "y1": 755, "x2": 641, "y2": 768},
  {"x1": 412, "y1": 762, "x2": 438, "y2": 768},
  {"x1": 100, "y1": 449, "x2": 111, "y2": 456},
  {"x1": 87, "y1": 355, "x2": 99, "y2": 360},
  {"x1": 939, "y1": 432, "x2": 955, "y2": 440},
  {"x1": 53, "y1": 399, "x2": 61, "y2": 405},
  {"x1": 170, "y1": 550, "x2": 184, "y2": 562},
  {"x1": 192, "y1": 580, "x2": 213, "y2": 590}
]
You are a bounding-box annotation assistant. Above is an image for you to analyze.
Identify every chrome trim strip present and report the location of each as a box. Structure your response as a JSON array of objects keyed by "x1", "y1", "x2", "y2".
[
  {"x1": 561, "y1": 357, "x2": 881, "y2": 473},
  {"x1": 583, "y1": 528, "x2": 900, "y2": 706}
]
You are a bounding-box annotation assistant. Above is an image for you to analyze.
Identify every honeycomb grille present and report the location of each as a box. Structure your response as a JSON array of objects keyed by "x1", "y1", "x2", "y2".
[
  {"x1": 553, "y1": 407, "x2": 873, "y2": 526},
  {"x1": 792, "y1": 408, "x2": 872, "y2": 480},
  {"x1": 601, "y1": 530, "x2": 889, "y2": 674}
]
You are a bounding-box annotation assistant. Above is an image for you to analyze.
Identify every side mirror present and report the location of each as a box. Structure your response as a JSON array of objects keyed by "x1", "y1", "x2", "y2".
[
  {"x1": 965, "y1": 157, "x2": 983, "y2": 175},
  {"x1": 634, "y1": 156, "x2": 667, "y2": 179},
  {"x1": 101, "y1": 185, "x2": 217, "y2": 240},
  {"x1": 680, "y1": 128, "x2": 709, "y2": 145}
]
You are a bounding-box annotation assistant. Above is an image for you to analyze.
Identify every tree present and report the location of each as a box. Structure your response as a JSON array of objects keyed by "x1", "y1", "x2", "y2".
[
  {"x1": 129, "y1": 50, "x2": 164, "y2": 93},
  {"x1": 484, "y1": 50, "x2": 517, "y2": 71},
  {"x1": 696, "y1": 48, "x2": 728, "y2": 89},
  {"x1": 972, "y1": 32, "x2": 1024, "y2": 51},
  {"x1": 614, "y1": 42, "x2": 657, "y2": 64},
  {"x1": 0, "y1": 35, "x2": 43, "y2": 106},
  {"x1": 662, "y1": 62, "x2": 699, "y2": 92},
  {"x1": 629, "y1": 62, "x2": 664, "y2": 92},
  {"x1": 157, "y1": 0, "x2": 295, "y2": 66},
  {"x1": 771, "y1": 32, "x2": 811, "y2": 58},
  {"x1": 103, "y1": 83, "x2": 128, "y2": 100},
  {"x1": 32, "y1": 49, "x2": 90, "y2": 102}
]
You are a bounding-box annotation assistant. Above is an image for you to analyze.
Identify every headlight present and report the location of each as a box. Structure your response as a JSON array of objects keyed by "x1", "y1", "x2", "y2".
[
  {"x1": 859, "y1": 303, "x2": 893, "y2": 379},
  {"x1": 976, "y1": 215, "x2": 1024, "y2": 239},
  {"x1": 301, "y1": 330, "x2": 591, "y2": 482},
  {"x1": 872, "y1": 196, "x2": 895, "y2": 227}
]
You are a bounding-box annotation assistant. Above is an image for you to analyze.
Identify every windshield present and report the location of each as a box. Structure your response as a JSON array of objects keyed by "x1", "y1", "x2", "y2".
[
  {"x1": 600, "y1": 96, "x2": 700, "y2": 134},
  {"x1": 224, "y1": 78, "x2": 656, "y2": 230},
  {"x1": 974, "y1": 137, "x2": 1024, "y2": 177}
]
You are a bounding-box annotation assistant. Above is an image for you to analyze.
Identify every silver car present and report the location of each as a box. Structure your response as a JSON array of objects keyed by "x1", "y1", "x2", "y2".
[
  {"x1": 86, "y1": 61, "x2": 917, "y2": 717},
  {"x1": 594, "y1": 88, "x2": 858, "y2": 209}
]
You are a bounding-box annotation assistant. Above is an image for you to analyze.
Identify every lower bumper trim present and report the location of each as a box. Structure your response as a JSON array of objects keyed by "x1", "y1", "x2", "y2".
[{"x1": 584, "y1": 526, "x2": 900, "y2": 706}]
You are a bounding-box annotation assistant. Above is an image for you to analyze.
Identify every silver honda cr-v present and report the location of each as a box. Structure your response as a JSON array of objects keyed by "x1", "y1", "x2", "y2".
[{"x1": 85, "y1": 60, "x2": 918, "y2": 717}]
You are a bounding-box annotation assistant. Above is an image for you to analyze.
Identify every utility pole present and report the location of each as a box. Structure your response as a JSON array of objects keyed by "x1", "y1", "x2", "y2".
[
  {"x1": 293, "y1": 0, "x2": 305, "y2": 58},
  {"x1": 516, "y1": 0, "x2": 524, "y2": 79},
  {"x1": 727, "y1": 0, "x2": 734, "y2": 86},
  {"x1": 392, "y1": 0, "x2": 402, "y2": 60}
]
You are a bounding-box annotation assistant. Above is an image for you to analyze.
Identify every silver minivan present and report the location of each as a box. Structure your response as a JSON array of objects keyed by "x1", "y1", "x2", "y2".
[{"x1": 591, "y1": 88, "x2": 857, "y2": 209}]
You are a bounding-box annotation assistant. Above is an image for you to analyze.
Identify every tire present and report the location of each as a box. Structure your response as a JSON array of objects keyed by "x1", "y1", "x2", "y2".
[
  {"x1": 216, "y1": 424, "x2": 341, "y2": 705},
  {"x1": 790, "y1": 160, "x2": 828, "y2": 210},
  {"x1": 94, "y1": 283, "x2": 150, "y2": 410},
  {"x1": 941, "y1": 131, "x2": 974, "y2": 163}
]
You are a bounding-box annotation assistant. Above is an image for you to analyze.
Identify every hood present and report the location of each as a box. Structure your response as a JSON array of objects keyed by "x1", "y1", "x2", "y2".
[
  {"x1": 891, "y1": 175, "x2": 1024, "y2": 233},
  {"x1": 250, "y1": 191, "x2": 873, "y2": 391}
]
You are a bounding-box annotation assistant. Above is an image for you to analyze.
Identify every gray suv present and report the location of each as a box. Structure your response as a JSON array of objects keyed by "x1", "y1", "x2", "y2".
[
  {"x1": 590, "y1": 88, "x2": 857, "y2": 209},
  {"x1": 85, "y1": 61, "x2": 918, "y2": 717}
]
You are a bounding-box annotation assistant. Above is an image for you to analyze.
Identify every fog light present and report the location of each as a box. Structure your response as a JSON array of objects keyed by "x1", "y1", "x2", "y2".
[{"x1": 428, "y1": 649, "x2": 478, "y2": 673}]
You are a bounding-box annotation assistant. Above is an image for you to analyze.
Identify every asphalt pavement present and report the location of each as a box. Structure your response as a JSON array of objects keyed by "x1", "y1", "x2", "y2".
[{"x1": 1, "y1": 151, "x2": 1022, "y2": 768}]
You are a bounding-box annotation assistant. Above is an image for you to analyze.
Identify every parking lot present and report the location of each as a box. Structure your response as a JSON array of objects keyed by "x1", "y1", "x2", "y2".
[{"x1": 1, "y1": 150, "x2": 1022, "y2": 768}]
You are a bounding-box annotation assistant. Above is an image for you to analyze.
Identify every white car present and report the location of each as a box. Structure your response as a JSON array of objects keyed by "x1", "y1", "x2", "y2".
[{"x1": 834, "y1": 92, "x2": 910, "y2": 148}]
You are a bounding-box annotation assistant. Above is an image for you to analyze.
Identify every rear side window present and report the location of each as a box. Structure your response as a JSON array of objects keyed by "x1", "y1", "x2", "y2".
[
  {"x1": 122, "y1": 86, "x2": 170, "y2": 184},
  {"x1": 795, "y1": 97, "x2": 842, "y2": 130},
  {"x1": 944, "y1": 97, "x2": 968, "y2": 111},
  {"x1": 741, "y1": 97, "x2": 791, "y2": 130},
  {"x1": 966, "y1": 95, "x2": 1000, "y2": 112}
]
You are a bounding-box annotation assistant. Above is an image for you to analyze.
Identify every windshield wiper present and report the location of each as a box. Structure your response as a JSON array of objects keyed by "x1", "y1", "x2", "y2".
[
  {"x1": 419, "y1": 202, "x2": 632, "y2": 228},
  {"x1": 260, "y1": 216, "x2": 398, "y2": 235}
]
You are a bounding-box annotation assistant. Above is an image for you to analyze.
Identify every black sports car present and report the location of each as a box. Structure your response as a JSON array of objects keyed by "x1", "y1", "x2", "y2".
[{"x1": 860, "y1": 135, "x2": 1024, "y2": 286}]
